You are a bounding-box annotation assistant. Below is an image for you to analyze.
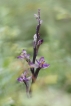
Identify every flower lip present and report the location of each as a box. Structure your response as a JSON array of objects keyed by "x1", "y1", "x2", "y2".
[{"x1": 42, "y1": 63, "x2": 50, "y2": 69}]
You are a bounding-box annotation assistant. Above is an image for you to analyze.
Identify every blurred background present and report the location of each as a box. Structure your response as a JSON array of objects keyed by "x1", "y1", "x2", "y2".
[{"x1": 0, "y1": 0, "x2": 71, "y2": 106}]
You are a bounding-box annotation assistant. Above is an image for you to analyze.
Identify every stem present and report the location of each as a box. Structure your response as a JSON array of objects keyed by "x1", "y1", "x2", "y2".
[
  {"x1": 36, "y1": 9, "x2": 40, "y2": 42},
  {"x1": 34, "y1": 67, "x2": 41, "y2": 78},
  {"x1": 24, "y1": 81, "x2": 30, "y2": 98},
  {"x1": 33, "y1": 47, "x2": 36, "y2": 63},
  {"x1": 26, "y1": 59, "x2": 34, "y2": 74},
  {"x1": 30, "y1": 9, "x2": 41, "y2": 97},
  {"x1": 32, "y1": 9, "x2": 41, "y2": 64},
  {"x1": 24, "y1": 81, "x2": 28, "y2": 91},
  {"x1": 32, "y1": 9, "x2": 41, "y2": 74},
  {"x1": 29, "y1": 79, "x2": 34, "y2": 97},
  {"x1": 29, "y1": 68, "x2": 41, "y2": 96}
]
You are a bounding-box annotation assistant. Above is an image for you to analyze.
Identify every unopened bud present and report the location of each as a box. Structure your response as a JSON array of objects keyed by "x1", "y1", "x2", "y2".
[
  {"x1": 33, "y1": 34, "x2": 37, "y2": 42},
  {"x1": 34, "y1": 14, "x2": 38, "y2": 19},
  {"x1": 38, "y1": 39, "x2": 43, "y2": 45},
  {"x1": 40, "y1": 20, "x2": 43, "y2": 24}
]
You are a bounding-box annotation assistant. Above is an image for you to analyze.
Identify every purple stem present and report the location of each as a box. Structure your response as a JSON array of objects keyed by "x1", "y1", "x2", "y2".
[
  {"x1": 34, "y1": 67, "x2": 41, "y2": 78},
  {"x1": 32, "y1": 9, "x2": 41, "y2": 74},
  {"x1": 29, "y1": 9, "x2": 41, "y2": 96},
  {"x1": 32, "y1": 9, "x2": 41, "y2": 64}
]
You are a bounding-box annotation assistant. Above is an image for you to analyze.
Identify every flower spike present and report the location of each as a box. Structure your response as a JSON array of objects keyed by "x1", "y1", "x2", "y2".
[{"x1": 17, "y1": 10, "x2": 50, "y2": 96}]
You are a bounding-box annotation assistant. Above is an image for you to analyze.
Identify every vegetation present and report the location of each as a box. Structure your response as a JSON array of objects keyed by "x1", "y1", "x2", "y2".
[{"x1": 0, "y1": 0, "x2": 71, "y2": 106}]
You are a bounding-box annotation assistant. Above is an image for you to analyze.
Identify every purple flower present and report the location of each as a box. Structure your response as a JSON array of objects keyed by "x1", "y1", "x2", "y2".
[
  {"x1": 35, "y1": 57, "x2": 50, "y2": 69},
  {"x1": 17, "y1": 50, "x2": 30, "y2": 60},
  {"x1": 17, "y1": 71, "x2": 31, "y2": 82}
]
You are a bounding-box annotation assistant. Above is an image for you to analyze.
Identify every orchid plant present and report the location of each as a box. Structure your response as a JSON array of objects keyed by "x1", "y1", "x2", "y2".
[{"x1": 17, "y1": 9, "x2": 50, "y2": 97}]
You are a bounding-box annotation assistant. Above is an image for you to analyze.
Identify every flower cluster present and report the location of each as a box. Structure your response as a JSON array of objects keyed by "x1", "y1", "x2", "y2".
[{"x1": 17, "y1": 9, "x2": 50, "y2": 96}]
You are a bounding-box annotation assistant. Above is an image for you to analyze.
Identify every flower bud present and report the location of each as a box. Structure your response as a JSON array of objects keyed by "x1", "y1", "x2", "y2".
[
  {"x1": 33, "y1": 34, "x2": 37, "y2": 42},
  {"x1": 34, "y1": 14, "x2": 38, "y2": 19},
  {"x1": 37, "y1": 39, "x2": 43, "y2": 45}
]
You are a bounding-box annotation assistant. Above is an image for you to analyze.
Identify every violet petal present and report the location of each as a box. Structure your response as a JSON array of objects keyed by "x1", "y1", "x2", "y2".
[
  {"x1": 17, "y1": 77, "x2": 23, "y2": 82},
  {"x1": 39, "y1": 57, "x2": 45, "y2": 62},
  {"x1": 43, "y1": 63, "x2": 50, "y2": 69}
]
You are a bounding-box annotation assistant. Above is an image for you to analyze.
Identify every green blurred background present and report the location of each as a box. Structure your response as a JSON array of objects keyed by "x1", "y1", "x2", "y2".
[{"x1": 0, "y1": 0, "x2": 71, "y2": 106}]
